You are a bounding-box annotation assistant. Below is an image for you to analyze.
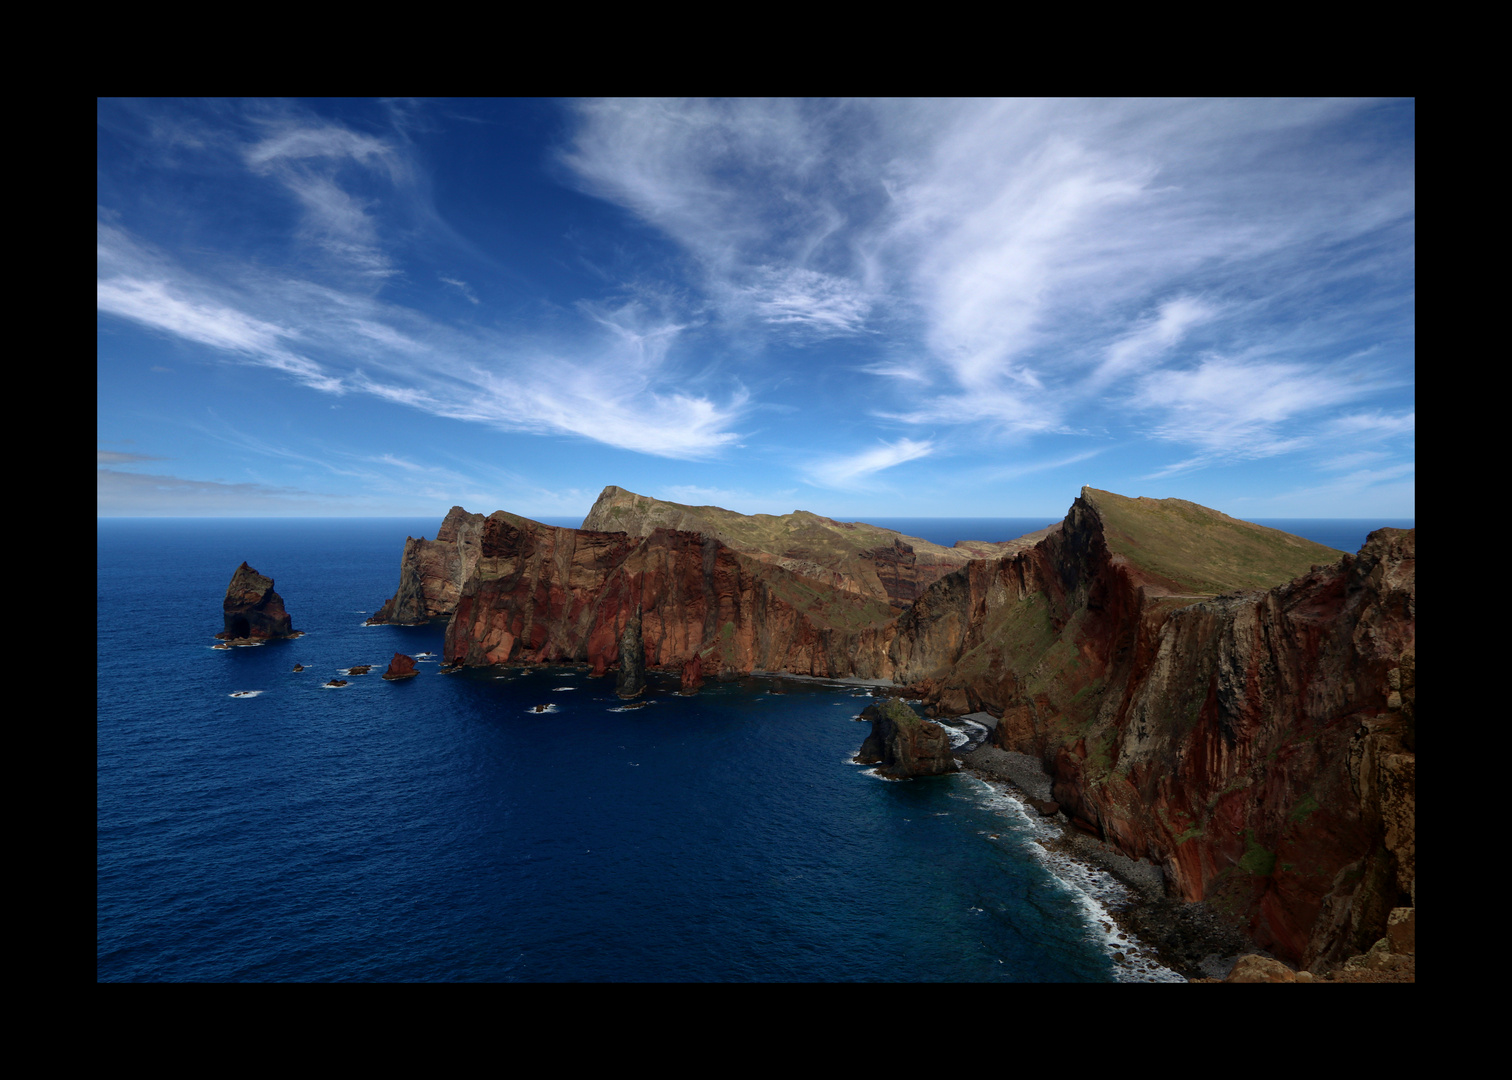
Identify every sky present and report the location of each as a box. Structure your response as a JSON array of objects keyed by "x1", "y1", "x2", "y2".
[{"x1": 98, "y1": 98, "x2": 1414, "y2": 522}]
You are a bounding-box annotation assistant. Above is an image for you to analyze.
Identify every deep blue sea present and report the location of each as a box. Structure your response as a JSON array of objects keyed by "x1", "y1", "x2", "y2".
[{"x1": 97, "y1": 515, "x2": 1407, "y2": 982}]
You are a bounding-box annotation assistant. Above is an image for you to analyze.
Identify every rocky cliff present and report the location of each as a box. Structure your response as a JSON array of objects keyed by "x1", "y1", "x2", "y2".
[
  {"x1": 437, "y1": 511, "x2": 896, "y2": 680},
  {"x1": 886, "y1": 488, "x2": 1412, "y2": 970},
  {"x1": 218, "y1": 562, "x2": 298, "y2": 641},
  {"x1": 367, "y1": 506, "x2": 485, "y2": 624},
  {"x1": 376, "y1": 485, "x2": 1413, "y2": 970},
  {"x1": 581, "y1": 484, "x2": 1026, "y2": 611}
]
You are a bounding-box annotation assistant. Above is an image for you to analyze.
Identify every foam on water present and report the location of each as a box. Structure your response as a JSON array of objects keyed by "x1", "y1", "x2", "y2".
[{"x1": 952, "y1": 773, "x2": 1183, "y2": 983}]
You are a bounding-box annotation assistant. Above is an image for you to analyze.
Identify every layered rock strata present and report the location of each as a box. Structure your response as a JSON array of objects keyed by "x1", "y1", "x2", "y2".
[
  {"x1": 581, "y1": 484, "x2": 1045, "y2": 611},
  {"x1": 438, "y1": 512, "x2": 896, "y2": 680},
  {"x1": 367, "y1": 506, "x2": 485, "y2": 624},
  {"x1": 375, "y1": 485, "x2": 1413, "y2": 971},
  {"x1": 218, "y1": 562, "x2": 298, "y2": 641}
]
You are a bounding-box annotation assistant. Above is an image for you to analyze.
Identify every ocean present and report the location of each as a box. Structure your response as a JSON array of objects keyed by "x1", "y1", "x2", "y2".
[{"x1": 96, "y1": 515, "x2": 1407, "y2": 982}]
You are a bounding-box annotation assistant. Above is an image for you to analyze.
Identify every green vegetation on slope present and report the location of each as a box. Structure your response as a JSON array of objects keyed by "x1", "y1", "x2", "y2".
[
  {"x1": 1081, "y1": 487, "x2": 1342, "y2": 595},
  {"x1": 584, "y1": 485, "x2": 980, "y2": 565}
]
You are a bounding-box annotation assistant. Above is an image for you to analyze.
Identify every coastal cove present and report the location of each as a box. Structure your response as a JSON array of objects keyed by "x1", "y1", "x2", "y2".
[
  {"x1": 97, "y1": 509, "x2": 1411, "y2": 981},
  {"x1": 99, "y1": 517, "x2": 1182, "y2": 982}
]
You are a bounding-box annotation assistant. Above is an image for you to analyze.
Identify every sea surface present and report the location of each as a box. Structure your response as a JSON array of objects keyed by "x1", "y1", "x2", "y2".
[{"x1": 97, "y1": 515, "x2": 1407, "y2": 982}]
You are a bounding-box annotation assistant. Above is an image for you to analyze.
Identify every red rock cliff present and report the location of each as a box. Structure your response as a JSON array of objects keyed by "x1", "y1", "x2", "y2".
[
  {"x1": 439, "y1": 514, "x2": 896, "y2": 680},
  {"x1": 378, "y1": 487, "x2": 1414, "y2": 970},
  {"x1": 886, "y1": 490, "x2": 1414, "y2": 969},
  {"x1": 367, "y1": 506, "x2": 485, "y2": 624}
]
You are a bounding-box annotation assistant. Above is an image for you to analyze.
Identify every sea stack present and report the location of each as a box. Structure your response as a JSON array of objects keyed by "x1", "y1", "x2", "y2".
[
  {"x1": 616, "y1": 605, "x2": 647, "y2": 699},
  {"x1": 854, "y1": 698, "x2": 958, "y2": 778},
  {"x1": 382, "y1": 653, "x2": 418, "y2": 680},
  {"x1": 217, "y1": 562, "x2": 298, "y2": 642},
  {"x1": 680, "y1": 652, "x2": 704, "y2": 694}
]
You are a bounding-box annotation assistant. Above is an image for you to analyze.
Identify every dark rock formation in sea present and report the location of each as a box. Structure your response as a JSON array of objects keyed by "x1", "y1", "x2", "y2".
[
  {"x1": 382, "y1": 653, "x2": 418, "y2": 680},
  {"x1": 367, "y1": 506, "x2": 485, "y2": 624},
  {"x1": 374, "y1": 483, "x2": 1414, "y2": 972},
  {"x1": 680, "y1": 652, "x2": 704, "y2": 694},
  {"x1": 616, "y1": 606, "x2": 646, "y2": 698},
  {"x1": 218, "y1": 562, "x2": 298, "y2": 641},
  {"x1": 854, "y1": 698, "x2": 958, "y2": 778}
]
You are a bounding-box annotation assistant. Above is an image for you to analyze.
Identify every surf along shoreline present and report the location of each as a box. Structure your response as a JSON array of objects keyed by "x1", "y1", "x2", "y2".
[
  {"x1": 765, "y1": 670, "x2": 1252, "y2": 981},
  {"x1": 941, "y1": 715, "x2": 1254, "y2": 981}
]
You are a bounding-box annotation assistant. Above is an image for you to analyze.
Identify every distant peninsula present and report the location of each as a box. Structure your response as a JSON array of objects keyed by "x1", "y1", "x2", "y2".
[{"x1": 369, "y1": 484, "x2": 1415, "y2": 976}]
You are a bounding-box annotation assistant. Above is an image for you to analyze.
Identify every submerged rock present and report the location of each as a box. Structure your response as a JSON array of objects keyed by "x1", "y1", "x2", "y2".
[
  {"x1": 218, "y1": 562, "x2": 299, "y2": 642},
  {"x1": 854, "y1": 698, "x2": 958, "y2": 778}
]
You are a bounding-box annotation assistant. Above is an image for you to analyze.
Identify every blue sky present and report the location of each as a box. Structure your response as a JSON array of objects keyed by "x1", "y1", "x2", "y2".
[{"x1": 98, "y1": 99, "x2": 1414, "y2": 521}]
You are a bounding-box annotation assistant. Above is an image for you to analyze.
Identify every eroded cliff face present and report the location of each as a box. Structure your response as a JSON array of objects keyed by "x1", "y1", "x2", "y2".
[
  {"x1": 887, "y1": 490, "x2": 1414, "y2": 969},
  {"x1": 367, "y1": 506, "x2": 485, "y2": 624},
  {"x1": 1086, "y1": 529, "x2": 1416, "y2": 969},
  {"x1": 437, "y1": 512, "x2": 896, "y2": 681},
  {"x1": 580, "y1": 484, "x2": 996, "y2": 611},
  {"x1": 375, "y1": 486, "x2": 1414, "y2": 970}
]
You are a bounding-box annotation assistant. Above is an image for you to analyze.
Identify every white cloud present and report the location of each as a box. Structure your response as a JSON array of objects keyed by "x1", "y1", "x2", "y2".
[
  {"x1": 1131, "y1": 357, "x2": 1404, "y2": 476},
  {"x1": 98, "y1": 219, "x2": 746, "y2": 460},
  {"x1": 440, "y1": 276, "x2": 479, "y2": 304},
  {"x1": 808, "y1": 438, "x2": 934, "y2": 489},
  {"x1": 561, "y1": 99, "x2": 1413, "y2": 471}
]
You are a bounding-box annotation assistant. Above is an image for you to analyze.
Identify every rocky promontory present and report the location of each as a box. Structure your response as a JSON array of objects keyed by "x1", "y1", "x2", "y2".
[
  {"x1": 372, "y1": 483, "x2": 1415, "y2": 973},
  {"x1": 854, "y1": 698, "x2": 958, "y2": 778},
  {"x1": 366, "y1": 506, "x2": 485, "y2": 624},
  {"x1": 217, "y1": 562, "x2": 299, "y2": 643}
]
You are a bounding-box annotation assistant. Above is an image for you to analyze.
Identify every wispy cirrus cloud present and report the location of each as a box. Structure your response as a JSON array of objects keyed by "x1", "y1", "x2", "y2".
[
  {"x1": 561, "y1": 99, "x2": 1414, "y2": 473},
  {"x1": 807, "y1": 437, "x2": 934, "y2": 490},
  {"x1": 1131, "y1": 357, "x2": 1405, "y2": 477},
  {"x1": 97, "y1": 217, "x2": 746, "y2": 459}
]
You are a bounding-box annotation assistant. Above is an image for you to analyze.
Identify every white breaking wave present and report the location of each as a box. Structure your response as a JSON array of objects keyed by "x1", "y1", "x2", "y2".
[{"x1": 954, "y1": 774, "x2": 1184, "y2": 983}]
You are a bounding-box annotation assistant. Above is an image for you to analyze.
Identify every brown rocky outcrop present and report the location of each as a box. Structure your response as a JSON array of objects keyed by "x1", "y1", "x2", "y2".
[
  {"x1": 382, "y1": 653, "x2": 418, "y2": 680},
  {"x1": 218, "y1": 563, "x2": 298, "y2": 641},
  {"x1": 580, "y1": 484, "x2": 1008, "y2": 611},
  {"x1": 884, "y1": 489, "x2": 1413, "y2": 970},
  {"x1": 376, "y1": 484, "x2": 1414, "y2": 971},
  {"x1": 854, "y1": 698, "x2": 958, "y2": 779},
  {"x1": 367, "y1": 506, "x2": 485, "y2": 624},
  {"x1": 439, "y1": 513, "x2": 896, "y2": 680},
  {"x1": 680, "y1": 652, "x2": 704, "y2": 694},
  {"x1": 616, "y1": 606, "x2": 646, "y2": 698}
]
